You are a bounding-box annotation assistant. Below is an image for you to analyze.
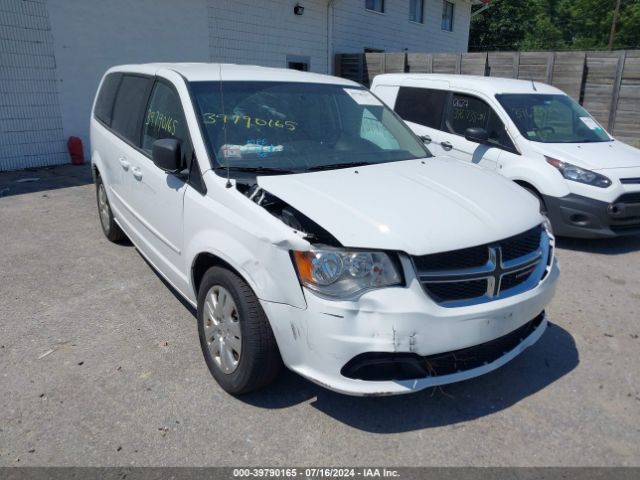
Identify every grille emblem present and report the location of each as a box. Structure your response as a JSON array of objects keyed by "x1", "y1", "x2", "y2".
[
  {"x1": 415, "y1": 228, "x2": 551, "y2": 307},
  {"x1": 486, "y1": 246, "x2": 536, "y2": 297}
]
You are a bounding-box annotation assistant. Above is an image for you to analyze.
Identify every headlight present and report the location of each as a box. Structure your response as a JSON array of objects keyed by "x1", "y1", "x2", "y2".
[
  {"x1": 545, "y1": 156, "x2": 611, "y2": 188},
  {"x1": 292, "y1": 247, "x2": 402, "y2": 299}
]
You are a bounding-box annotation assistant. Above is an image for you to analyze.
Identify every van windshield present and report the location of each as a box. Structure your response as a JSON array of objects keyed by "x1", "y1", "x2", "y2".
[
  {"x1": 190, "y1": 81, "x2": 430, "y2": 173},
  {"x1": 496, "y1": 94, "x2": 611, "y2": 143}
]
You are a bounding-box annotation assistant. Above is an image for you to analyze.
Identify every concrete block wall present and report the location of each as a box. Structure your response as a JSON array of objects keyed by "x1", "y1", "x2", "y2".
[
  {"x1": 0, "y1": 0, "x2": 472, "y2": 171},
  {"x1": 0, "y1": 0, "x2": 67, "y2": 171}
]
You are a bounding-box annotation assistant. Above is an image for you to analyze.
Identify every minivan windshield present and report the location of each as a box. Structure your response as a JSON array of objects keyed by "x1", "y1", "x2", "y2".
[
  {"x1": 496, "y1": 94, "x2": 611, "y2": 144},
  {"x1": 190, "y1": 81, "x2": 430, "y2": 173}
]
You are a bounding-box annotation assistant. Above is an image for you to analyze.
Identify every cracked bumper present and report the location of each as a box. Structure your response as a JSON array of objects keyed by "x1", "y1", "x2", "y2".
[{"x1": 261, "y1": 259, "x2": 559, "y2": 396}]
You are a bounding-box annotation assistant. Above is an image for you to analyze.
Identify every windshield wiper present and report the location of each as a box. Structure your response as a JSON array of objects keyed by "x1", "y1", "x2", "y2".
[
  {"x1": 215, "y1": 166, "x2": 297, "y2": 175},
  {"x1": 307, "y1": 161, "x2": 372, "y2": 172}
]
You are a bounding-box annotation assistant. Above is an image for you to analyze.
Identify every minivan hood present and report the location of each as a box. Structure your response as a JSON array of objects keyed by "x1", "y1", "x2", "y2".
[
  {"x1": 532, "y1": 140, "x2": 640, "y2": 171},
  {"x1": 257, "y1": 158, "x2": 542, "y2": 256}
]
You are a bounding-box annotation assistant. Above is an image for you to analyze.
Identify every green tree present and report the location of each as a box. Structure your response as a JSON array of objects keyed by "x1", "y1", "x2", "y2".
[
  {"x1": 469, "y1": 0, "x2": 532, "y2": 51},
  {"x1": 469, "y1": 0, "x2": 640, "y2": 51}
]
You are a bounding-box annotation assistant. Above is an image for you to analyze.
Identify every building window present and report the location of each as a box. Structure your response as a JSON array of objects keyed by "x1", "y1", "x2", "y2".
[
  {"x1": 441, "y1": 1, "x2": 454, "y2": 31},
  {"x1": 409, "y1": 0, "x2": 424, "y2": 23},
  {"x1": 287, "y1": 55, "x2": 310, "y2": 71},
  {"x1": 365, "y1": 0, "x2": 384, "y2": 13}
]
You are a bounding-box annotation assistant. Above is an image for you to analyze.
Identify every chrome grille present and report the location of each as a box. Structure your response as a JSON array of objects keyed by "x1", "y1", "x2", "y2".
[{"x1": 413, "y1": 225, "x2": 551, "y2": 307}]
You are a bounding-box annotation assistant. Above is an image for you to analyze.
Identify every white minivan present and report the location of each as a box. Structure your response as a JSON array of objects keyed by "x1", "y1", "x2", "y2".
[
  {"x1": 91, "y1": 63, "x2": 558, "y2": 396},
  {"x1": 371, "y1": 74, "x2": 640, "y2": 238}
]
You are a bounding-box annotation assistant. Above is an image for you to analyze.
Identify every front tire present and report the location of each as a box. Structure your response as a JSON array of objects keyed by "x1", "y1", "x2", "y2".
[
  {"x1": 96, "y1": 175, "x2": 126, "y2": 242},
  {"x1": 197, "y1": 267, "x2": 281, "y2": 394}
]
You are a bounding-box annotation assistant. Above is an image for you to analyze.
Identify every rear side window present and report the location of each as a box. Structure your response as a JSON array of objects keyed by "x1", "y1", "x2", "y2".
[
  {"x1": 142, "y1": 82, "x2": 189, "y2": 155},
  {"x1": 111, "y1": 75, "x2": 152, "y2": 145},
  {"x1": 94, "y1": 73, "x2": 121, "y2": 126},
  {"x1": 394, "y1": 87, "x2": 448, "y2": 130}
]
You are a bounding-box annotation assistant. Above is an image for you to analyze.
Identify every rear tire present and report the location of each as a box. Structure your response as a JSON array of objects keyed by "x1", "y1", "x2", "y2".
[
  {"x1": 95, "y1": 175, "x2": 126, "y2": 242},
  {"x1": 197, "y1": 267, "x2": 282, "y2": 394}
]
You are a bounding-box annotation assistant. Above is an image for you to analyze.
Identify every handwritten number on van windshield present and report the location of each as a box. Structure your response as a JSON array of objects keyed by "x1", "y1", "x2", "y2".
[
  {"x1": 452, "y1": 106, "x2": 487, "y2": 126},
  {"x1": 146, "y1": 110, "x2": 179, "y2": 136},
  {"x1": 203, "y1": 113, "x2": 297, "y2": 132}
]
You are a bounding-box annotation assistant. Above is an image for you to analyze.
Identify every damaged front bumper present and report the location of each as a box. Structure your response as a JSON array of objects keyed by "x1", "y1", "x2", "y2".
[{"x1": 261, "y1": 258, "x2": 559, "y2": 396}]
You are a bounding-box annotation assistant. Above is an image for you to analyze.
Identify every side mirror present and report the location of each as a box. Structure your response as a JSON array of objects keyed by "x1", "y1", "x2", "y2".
[
  {"x1": 152, "y1": 138, "x2": 182, "y2": 173},
  {"x1": 464, "y1": 127, "x2": 489, "y2": 144}
]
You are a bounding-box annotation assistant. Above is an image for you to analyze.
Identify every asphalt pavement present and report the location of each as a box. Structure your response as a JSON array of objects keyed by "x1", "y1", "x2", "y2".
[{"x1": 1, "y1": 165, "x2": 639, "y2": 466}]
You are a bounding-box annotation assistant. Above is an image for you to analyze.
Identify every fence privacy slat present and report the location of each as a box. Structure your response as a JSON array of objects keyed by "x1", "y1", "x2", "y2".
[
  {"x1": 384, "y1": 53, "x2": 406, "y2": 73},
  {"x1": 487, "y1": 52, "x2": 518, "y2": 78},
  {"x1": 583, "y1": 52, "x2": 623, "y2": 129},
  {"x1": 363, "y1": 53, "x2": 386, "y2": 81},
  {"x1": 407, "y1": 53, "x2": 432, "y2": 73},
  {"x1": 432, "y1": 53, "x2": 459, "y2": 74},
  {"x1": 518, "y1": 52, "x2": 553, "y2": 83},
  {"x1": 615, "y1": 51, "x2": 640, "y2": 145},
  {"x1": 336, "y1": 50, "x2": 638, "y2": 144},
  {"x1": 461, "y1": 52, "x2": 487, "y2": 75},
  {"x1": 551, "y1": 52, "x2": 586, "y2": 102}
]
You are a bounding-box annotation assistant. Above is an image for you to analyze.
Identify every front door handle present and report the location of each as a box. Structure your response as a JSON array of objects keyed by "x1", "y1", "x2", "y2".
[
  {"x1": 119, "y1": 157, "x2": 130, "y2": 171},
  {"x1": 131, "y1": 167, "x2": 143, "y2": 181},
  {"x1": 440, "y1": 141, "x2": 453, "y2": 151},
  {"x1": 420, "y1": 135, "x2": 432, "y2": 145}
]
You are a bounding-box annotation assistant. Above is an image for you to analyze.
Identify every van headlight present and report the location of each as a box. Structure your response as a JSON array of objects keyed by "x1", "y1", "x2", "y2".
[
  {"x1": 292, "y1": 247, "x2": 402, "y2": 299},
  {"x1": 545, "y1": 156, "x2": 611, "y2": 188}
]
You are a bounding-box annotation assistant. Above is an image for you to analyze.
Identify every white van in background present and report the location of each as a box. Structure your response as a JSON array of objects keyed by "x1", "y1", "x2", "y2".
[{"x1": 371, "y1": 74, "x2": 640, "y2": 238}]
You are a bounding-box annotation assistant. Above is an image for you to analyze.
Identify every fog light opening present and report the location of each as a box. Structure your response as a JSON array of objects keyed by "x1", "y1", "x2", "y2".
[{"x1": 569, "y1": 213, "x2": 589, "y2": 225}]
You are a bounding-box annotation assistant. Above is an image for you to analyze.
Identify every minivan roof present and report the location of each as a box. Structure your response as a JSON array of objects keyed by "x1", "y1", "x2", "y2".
[
  {"x1": 372, "y1": 73, "x2": 565, "y2": 95},
  {"x1": 106, "y1": 63, "x2": 360, "y2": 86}
]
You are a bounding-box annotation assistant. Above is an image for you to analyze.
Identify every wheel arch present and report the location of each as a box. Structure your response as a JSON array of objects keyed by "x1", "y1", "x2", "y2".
[
  {"x1": 513, "y1": 179, "x2": 548, "y2": 211},
  {"x1": 191, "y1": 252, "x2": 246, "y2": 300}
]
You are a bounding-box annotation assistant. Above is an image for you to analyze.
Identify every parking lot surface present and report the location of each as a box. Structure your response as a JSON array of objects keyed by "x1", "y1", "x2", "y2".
[{"x1": 1, "y1": 165, "x2": 639, "y2": 466}]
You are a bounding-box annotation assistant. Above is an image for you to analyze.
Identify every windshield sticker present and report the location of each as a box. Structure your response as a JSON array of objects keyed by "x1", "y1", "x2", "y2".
[
  {"x1": 579, "y1": 117, "x2": 601, "y2": 130},
  {"x1": 343, "y1": 89, "x2": 382, "y2": 107},
  {"x1": 203, "y1": 113, "x2": 297, "y2": 131},
  {"x1": 145, "y1": 110, "x2": 179, "y2": 136},
  {"x1": 220, "y1": 141, "x2": 284, "y2": 160}
]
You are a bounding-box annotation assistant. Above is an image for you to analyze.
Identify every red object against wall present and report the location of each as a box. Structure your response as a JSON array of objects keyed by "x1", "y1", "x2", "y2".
[{"x1": 67, "y1": 136, "x2": 84, "y2": 165}]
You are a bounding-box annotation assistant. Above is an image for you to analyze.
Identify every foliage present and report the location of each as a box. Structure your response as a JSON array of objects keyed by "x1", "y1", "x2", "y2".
[{"x1": 469, "y1": 0, "x2": 640, "y2": 51}]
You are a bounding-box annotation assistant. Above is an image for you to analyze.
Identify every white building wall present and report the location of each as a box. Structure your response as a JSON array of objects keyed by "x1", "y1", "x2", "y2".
[
  {"x1": 46, "y1": 0, "x2": 210, "y2": 161},
  {"x1": 332, "y1": 0, "x2": 471, "y2": 54},
  {"x1": 0, "y1": 0, "x2": 67, "y2": 171},
  {"x1": 0, "y1": 0, "x2": 472, "y2": 171},
  {"x1": 208, "y1": 0, "x2": 329, "y2": 73}
]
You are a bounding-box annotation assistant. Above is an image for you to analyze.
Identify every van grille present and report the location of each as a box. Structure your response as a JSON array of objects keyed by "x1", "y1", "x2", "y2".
[
  {"x1": 616, "y1": 192, "x2": 640, "y2": 204},
  {"x1": 413, "y1": 225, "x2": 551, "y2": 307}
]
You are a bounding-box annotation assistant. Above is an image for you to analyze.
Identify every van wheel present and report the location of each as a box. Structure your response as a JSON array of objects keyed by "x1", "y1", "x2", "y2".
[
  {"x1": 96, "y1": 176, "x2": 126, "y2": 242},
  {"x1": 197, "y1": 267, "x2": 281, "y2": 394}
]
